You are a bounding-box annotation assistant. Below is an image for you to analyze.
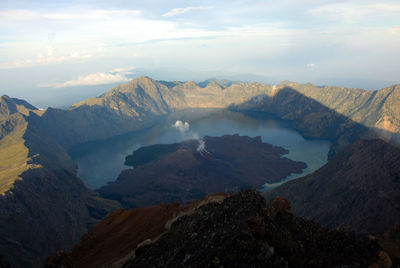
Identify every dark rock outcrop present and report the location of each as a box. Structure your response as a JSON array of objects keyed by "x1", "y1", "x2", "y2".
[
  {"x1": 264, "y1": 139, "x2": 400, "y2": 234},
  {"x1": 123, "y1": 191, "x2": 388, "y2": 267},
  {"x1": 375, "y1": 225, "x2": 400, "y2": 267},
  {"x1": 46, "y1": 191, "x2": 391, "y2": 267},
  {"x1": 45, "y1": 193, "x2": 228, "y2": 268}
]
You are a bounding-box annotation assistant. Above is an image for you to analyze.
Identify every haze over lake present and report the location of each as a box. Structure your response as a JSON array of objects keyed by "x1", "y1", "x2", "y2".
[{"x1": 70, "y1": 109, "x2": 330, "y2": 190}]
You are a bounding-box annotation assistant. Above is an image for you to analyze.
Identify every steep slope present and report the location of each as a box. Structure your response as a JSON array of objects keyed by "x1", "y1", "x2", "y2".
[
  {"x1": 232, "y1": 87, "x2": 373, "y2": 157},
  {"x1": 281, "y1": 82, "x2": 400, "y2": 142},
  {"x1": 45, "y1": 194, "x2": 227, "y2": 268},
  {"x1": 0, "y1": 168, "x2": 118, "y2": 267},
  {"x1": 47, "y1": 191, "x2": 391, "y2": 268},
  {"x1": 264, "y1": 139, "x2": 400, "y2": 234},
  {"x1": 0, "y1": 97, "x2": 120, "y2": 267},
  {"x1": 0, "y1": 95, "x2": 38, "y2": 121},
  {"x1": 0, "y1": 96, "x2": 39, "y2": 193},
  {"x1": 98, "y1": 135, "x2": 306, "y2": 208}
]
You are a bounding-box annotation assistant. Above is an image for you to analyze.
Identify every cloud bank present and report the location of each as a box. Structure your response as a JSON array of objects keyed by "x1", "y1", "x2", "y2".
[
  {"x1": 39, "y1": 68, "x2": 133, "y2": 88},
  {"x1": 162, "y1": 6, "x2": 212, "y2": 17}
]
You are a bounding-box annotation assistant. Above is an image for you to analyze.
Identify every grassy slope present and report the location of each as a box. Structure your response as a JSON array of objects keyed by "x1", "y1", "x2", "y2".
[{"x1": 0, "y1": 114, "x2": 30, "y2": 193}]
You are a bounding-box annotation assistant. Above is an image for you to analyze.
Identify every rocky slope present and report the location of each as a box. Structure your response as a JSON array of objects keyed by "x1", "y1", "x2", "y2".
[
  {"x1": 98, "y1": 135, "x2": 306, "y2": 208},
  {"x1": 0, "y1": 95, "x2": 38, "y2": 121},
  {"x1": 47, "y1": 191, "x2": 393, "y2": 267},
  {"x1": 0, "y1": 96, "x2": 120, "y2": 267},
  {"x1": 283, "y1": 82, "x2": 400, "y2": 139},
  {"x1": 231, "y1": 86, "x2": 375, "y2": 157},
  {"x1": 0, "y1": 168, "x2": 118, "y2": 267},
  {"x1": 264, "y1": 139, "x2": 400, "y2": 234},
  {"x1": 0, "y1": 95, "x2": 39, "y2": 193},
  {"x1": 45, "y1": 194, "x2": 228, "y2": 268}
]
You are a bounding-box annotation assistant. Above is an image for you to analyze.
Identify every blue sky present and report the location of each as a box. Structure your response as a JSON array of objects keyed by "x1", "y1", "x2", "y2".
[{"x1": 0, "y1": 0, "x2": 400, "y2": 107}]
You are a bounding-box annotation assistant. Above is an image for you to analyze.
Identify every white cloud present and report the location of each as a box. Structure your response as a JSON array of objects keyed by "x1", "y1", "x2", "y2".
[
  {"x1": 0, "y1": 9, "x2": 141, "y2": 22},
  {"x1": 0, "y1": 52, "x2": 95, "y2": 69},
  {"x1": 162, "y1": 6, "x2": 212, "y2": 17},
  {"x1": 109, "y1": 67, "x2": 134, "y2": 74},
  {"x1": 39, "y1": 68, "x2": 134, "y2": 88},
  {"x1": 306, "y1": 63, "x2": 316, "y2": 68},
  {"x1": 307, "y1": 3, "x2": 400, "y2": 24}
]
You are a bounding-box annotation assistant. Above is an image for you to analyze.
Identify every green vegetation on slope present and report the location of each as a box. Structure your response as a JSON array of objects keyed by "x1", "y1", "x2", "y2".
[
  {"x1": 0, "y1": 114, "x2": 30, "y2": 193},
  {"x1": 0, "y1": 94, "x2": 40, "y2": 193}
]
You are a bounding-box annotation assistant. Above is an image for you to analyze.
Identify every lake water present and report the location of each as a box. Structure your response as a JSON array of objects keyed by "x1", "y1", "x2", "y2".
[{"x1": 70, "y1": 109, "x2": 331, "y2": 190}]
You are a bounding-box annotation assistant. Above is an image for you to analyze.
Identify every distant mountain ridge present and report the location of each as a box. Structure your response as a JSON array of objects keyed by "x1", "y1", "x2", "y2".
[
  {"x1": 34, "y1": 76, "x2": 400, "y2": 152},
  {"x1": 279, "y1": 81, "x2": 400, "y2": 142}
]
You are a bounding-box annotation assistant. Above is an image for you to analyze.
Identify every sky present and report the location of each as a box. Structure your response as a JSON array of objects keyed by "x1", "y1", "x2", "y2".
[{"x1": 0, "y1": 0, "x2": 400, "y2": 107}]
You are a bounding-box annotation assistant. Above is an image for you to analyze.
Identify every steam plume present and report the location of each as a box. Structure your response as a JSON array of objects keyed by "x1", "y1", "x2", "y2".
[{"x1": 172, "y1": 120, "x2": 208, "y2": 153}]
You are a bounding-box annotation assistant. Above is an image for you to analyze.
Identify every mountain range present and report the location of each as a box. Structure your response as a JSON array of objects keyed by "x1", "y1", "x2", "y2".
[{"x1": 0, "y1": 76, "x2": 400, "y2": 266}]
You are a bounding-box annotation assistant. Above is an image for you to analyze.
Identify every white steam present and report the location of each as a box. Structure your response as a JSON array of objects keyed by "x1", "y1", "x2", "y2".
[
  {"x1": 172, "y1": 120, "x2": 208, "y2": 153},
  {"x1": 197, "y1": 139, "x2": 205, "y2": 152},
  {"x1": 173, "y1": 120, "x2": 190, "y2": 134}
]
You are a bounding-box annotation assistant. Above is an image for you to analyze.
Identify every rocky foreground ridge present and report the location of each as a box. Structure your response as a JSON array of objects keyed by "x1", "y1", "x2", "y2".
[{"x1": 47, "y1": 191, "x2": 394, "y2": 268}]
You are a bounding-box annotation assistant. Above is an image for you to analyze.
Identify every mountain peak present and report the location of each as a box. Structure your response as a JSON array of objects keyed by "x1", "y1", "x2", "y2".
[
  {"x1": 134, "y1": 75, "x2": 154, "y2": 82},
  {"x1": 0, "y1": 95, "x2": 37, "y2": 119}
]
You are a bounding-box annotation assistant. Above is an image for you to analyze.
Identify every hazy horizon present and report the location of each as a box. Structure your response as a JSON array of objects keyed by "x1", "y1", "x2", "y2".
[{"x1": 1, "y1": 0, "x2": 400, "y2": 107}]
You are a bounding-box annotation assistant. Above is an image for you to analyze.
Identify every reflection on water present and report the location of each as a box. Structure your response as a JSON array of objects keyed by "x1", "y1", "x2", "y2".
[{"x1": 70, "y1": 109, "x2": 330, "y2": 190}]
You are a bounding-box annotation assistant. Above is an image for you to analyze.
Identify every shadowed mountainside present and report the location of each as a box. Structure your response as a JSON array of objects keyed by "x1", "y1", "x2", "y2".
[
  {"x1": 47, "y1": 191, "x2": 392, "y2": 268},
  {"x1": 264, "y1": 139, "x2": 400, "y2": 235},
  {"x1": 0, "y1": 95, "x2": 40, "y2": 193},
  {"x1": 282, "y1": 81, "x2": 400, "y2": 140},
  {"x1": 231, "y1": 87, "x2": 378, "y2": 157},
  {"x1": 98, "y1": 135, "x2": 306, "y2": 208},
  {"x1": 0, "y1": 97, "x2": 120, "y2": 267}
]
